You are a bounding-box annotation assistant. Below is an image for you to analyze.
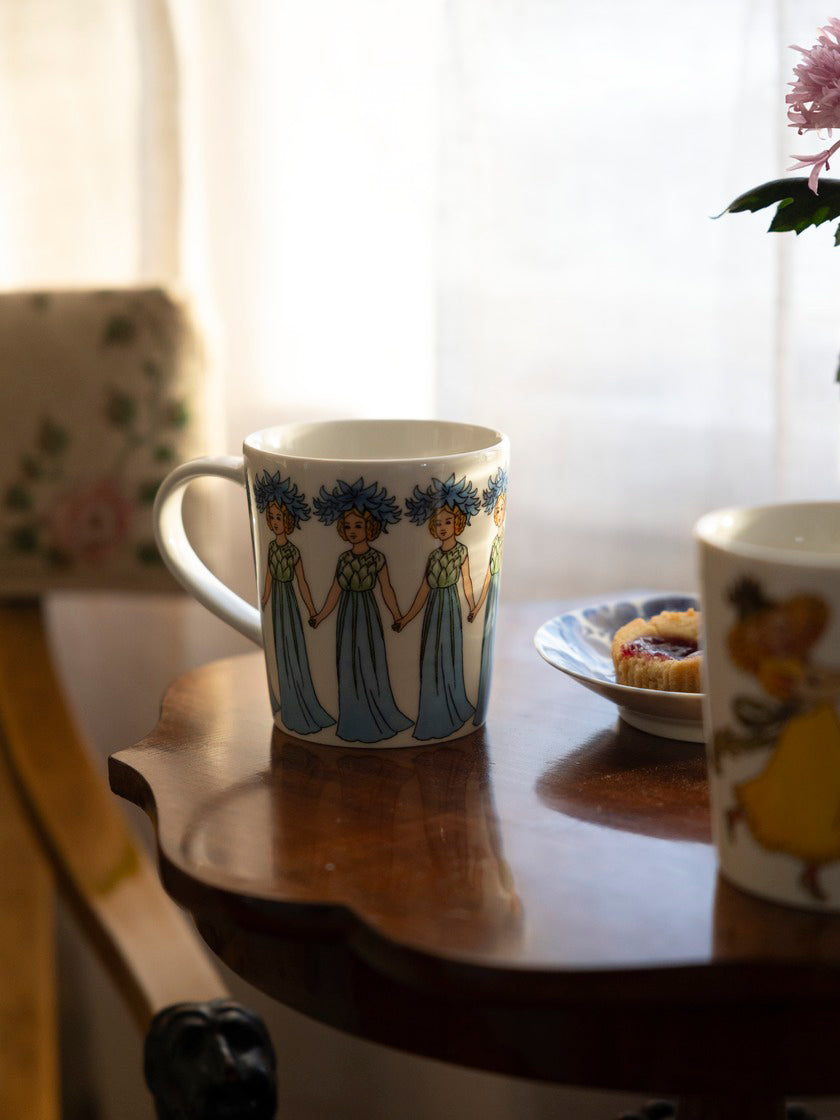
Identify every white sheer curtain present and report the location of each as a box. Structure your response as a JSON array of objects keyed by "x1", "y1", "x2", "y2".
[
  {"x1": 436, "y1": 0, "x2": 840, "y2": 596},
  {"x1": 4, "y1": 1, "x2": 840, "y2": 1116},
  {"x1": 172, "y1": 0, "x2": 840, "y2": 603}
]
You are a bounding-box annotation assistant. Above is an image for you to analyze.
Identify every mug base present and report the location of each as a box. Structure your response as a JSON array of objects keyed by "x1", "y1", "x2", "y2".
[
  {"x1": 269, "y1": 713, "x2": 488, "y2": 750},
  {"x1": 717, "y1": 862, "x2": 840, "y2": 914}
]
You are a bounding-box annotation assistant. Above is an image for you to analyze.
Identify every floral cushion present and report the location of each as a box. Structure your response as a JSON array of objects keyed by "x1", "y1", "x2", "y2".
[{"x1": 0, "y1": 288, "x2": 206, "y2": 593}]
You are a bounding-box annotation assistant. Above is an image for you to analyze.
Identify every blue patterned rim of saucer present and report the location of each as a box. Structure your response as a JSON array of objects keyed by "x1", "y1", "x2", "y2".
[{"x1": 534, "y1": 592, "x2": 704, "y2": 743}]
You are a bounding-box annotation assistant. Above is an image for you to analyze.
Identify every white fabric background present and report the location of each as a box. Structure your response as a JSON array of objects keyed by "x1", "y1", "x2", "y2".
[{"x1": 3, "y1": 0, "x2": 840, "y2": 1115}]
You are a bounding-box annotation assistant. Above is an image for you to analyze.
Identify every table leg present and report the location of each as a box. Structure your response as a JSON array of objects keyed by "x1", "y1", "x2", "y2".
[{"x1": 678, "y1": 1096, "x2": 786, "y2": 1120}]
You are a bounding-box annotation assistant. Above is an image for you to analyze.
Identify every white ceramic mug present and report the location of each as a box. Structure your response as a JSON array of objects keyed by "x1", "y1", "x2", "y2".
[
  {"x1": 154, "y1": 419, "x2": 510, "y2": 747},
  {"x1": 696, "y1": 501, "x2": 840, "y2": 910}
]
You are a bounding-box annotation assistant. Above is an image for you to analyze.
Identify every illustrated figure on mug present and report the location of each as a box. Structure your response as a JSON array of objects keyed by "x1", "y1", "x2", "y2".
[
  {"x1": 716, "y1": 577, "x2": 840, "y2": 902},
  {"x1": 253, "y1": 470, "x2": 335, "y2": 736},
  {"x1": 310, "y1": 478, "x2": 413, "y2": 743},
  {"x1": 396, "y1": 474, "x2": 480, "y2": 740},
  {"x1": 469, "y1": 467, "x2": 508, "y2": 726}
]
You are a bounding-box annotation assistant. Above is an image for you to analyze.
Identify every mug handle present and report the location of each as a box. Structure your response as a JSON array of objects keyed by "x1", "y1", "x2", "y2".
[{"x1": 153, "y1": 456, "x2": 263, "y2": 646}]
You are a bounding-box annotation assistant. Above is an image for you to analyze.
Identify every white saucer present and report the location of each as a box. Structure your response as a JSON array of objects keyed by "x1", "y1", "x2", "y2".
[{"x1": 534, "y1": 592, "x2": 705, "y2": 743}]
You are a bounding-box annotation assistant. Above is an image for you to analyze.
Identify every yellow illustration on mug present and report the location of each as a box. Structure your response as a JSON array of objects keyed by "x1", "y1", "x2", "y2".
[{"x1": 716, "y1": 577, "x2": 840, "y2": 902}]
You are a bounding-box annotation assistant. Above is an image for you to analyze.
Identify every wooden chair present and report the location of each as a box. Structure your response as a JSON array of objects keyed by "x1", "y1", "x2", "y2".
[{"x1": 0, "y1": 289, "x2": 276, "y2": 1119}]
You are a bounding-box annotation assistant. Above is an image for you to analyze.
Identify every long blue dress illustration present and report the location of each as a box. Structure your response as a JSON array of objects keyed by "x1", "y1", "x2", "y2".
[
  {"x1": 399, "y1": 474, "x2": 480, "y2": 740},
  {"x1": 470, "y1": 468, "x2": 508, "y2": 726},
  {"x1": 311, "y1": 478, "x2": 412, "y2": 743},
  {"x1": 254, "y1": 471, "x2": 335, "y2": 736}
]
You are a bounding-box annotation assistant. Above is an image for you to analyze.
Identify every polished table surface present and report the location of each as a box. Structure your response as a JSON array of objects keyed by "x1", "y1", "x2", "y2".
[{"x1": 109, "y1": 602, "x2": 840, "y2": 1104}]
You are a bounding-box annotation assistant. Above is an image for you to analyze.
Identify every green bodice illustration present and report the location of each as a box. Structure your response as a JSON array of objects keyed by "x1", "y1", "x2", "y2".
[
  {"x1": 427, "y1": 541, "x2": 467, "y2": 588},
  {"x1": 268, "y1": 539, "x2": 299, "y2": 583},
  {"x1": 489, "y1": 534, "x2": 503, "y2": 575},
  {"x1": 337, "y1": 548, "x2": 384, "y2": 591}
]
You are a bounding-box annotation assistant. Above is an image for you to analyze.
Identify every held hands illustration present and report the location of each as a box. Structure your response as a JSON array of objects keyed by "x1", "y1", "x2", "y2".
[
  {"x1": 262, "y1": 489, "x2": 503, "y2": 641},
  {"x1": 297, "y1": 499, "x2": 494, "y2": 633},
  {"x1": 255, "y1": 467, "x2": 507, "y2": 743},
  {"x1": 392, "y1": 594, "x2": 482, "y2": 633}
]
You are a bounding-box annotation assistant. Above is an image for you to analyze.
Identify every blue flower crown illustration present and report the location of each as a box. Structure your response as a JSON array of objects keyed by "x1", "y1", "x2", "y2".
[
  {"x1": 313, "y1": 477, "x2": 401, "y2": 531},
  {"x1": 252, "y1": 470, "x2": 311, "y2": 527},
  {"x1": 482, "y1": 467, "x2": 508, "y2": 514},
  {"x1": 405, "y1": 474, "x2": 481, "y2": 525}
]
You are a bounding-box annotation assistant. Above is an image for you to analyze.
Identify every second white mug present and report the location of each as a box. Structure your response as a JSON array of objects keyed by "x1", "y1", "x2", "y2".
[{"x1": 697, "y1": 501, "x2": 840, "y2": 911}]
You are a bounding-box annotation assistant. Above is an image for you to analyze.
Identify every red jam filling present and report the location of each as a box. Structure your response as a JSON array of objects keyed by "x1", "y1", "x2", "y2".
[{"x1": 621, "y1": 635, "x2": 699, "y2": 661}]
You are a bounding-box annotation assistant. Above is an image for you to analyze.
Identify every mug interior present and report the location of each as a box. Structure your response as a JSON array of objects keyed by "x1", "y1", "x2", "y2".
[
  {"x1": 695, "y1": 502, "x2": 840, "y2": 564},
  {"x1": 246, "y1": 419, "x2": 505, "y2": 462}
]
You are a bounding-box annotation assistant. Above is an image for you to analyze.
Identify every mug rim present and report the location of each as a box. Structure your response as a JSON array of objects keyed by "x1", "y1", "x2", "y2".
[
  {"x1": 694, "y1": 500, "x2": 840, "y2": 568},
  {"x1": 243, "y1": 418, "x2": 508, "y2": 464}
]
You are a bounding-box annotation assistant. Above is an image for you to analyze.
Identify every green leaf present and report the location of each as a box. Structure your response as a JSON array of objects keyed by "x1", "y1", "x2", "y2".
[
  {"x1": 722, "y1": 176, "x2": 840, "y2": 240},
  {"x1": 106, "y1": 388, "x2": 138, "y2": 427},
  {"x1": 164, "y1": 400, "x2": 189, "y2": 429},
  {"x1": 38, "y1": 417, "x2": 70, "y2": 455},
  {"x1": 45, "y1": 547, "x2": 71, "y2": 569},
  {"x1": 136, "y1": 541, "x2": 163, "y2": 565},
  {"x1": 9, "y1": 525, "x2": 39, "y2": 553},
  {"x1": 4, "y1": 484, "x2": 32, "y2": 511},
  {"x1": 137, "y1": 479, "x2": 161, "y2": 505},
  {"x1": 142, "y1": 359, "x2": 162, "y2": 379},
  {"x1": 103, "y1": 314, "x2": 138, "y2": 345},
  {"x1": 20, "y1": 454, "x2": 42, "y2": 480},
  {"x1": 153, "y1": 443, "x2": 175, "y2": 462}
]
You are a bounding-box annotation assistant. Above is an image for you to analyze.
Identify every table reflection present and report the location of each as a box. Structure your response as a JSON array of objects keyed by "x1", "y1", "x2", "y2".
[
  {"x1": 181, "y1": 728, "x2": 523, "y2": 957},
  {"x1": 535, "y1": 721, "x2": 711, "y2": 842},
  {"x1": 713, "y1": 874, "x2": 840, "y2": 961},
  {"x1": 268, "y1": 730, "x2": 523, "y2": 954}
]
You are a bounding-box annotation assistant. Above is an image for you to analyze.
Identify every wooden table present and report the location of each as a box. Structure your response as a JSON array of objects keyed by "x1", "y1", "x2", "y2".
[{"x1": 108, "y1": 603, "x2": 840, "y2": 1120}]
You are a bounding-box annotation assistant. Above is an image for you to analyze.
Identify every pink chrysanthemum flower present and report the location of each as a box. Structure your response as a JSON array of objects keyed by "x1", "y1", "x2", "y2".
[{"x1": 787, "y1": 17, "x2": 840, "y2": 193}]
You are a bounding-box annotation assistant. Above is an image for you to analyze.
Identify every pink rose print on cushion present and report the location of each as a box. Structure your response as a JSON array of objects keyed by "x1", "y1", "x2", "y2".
[{"x1": 47, "y1": 478, "x2": 134, "y2": 566}]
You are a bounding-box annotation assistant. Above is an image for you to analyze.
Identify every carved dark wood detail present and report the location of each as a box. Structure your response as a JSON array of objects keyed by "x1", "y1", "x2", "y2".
[{"x1": 144, "y1": 999, "x2": 276, "y2": 1120}]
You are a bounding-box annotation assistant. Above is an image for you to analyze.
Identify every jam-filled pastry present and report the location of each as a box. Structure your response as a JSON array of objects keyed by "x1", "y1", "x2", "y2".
[{"x1": 611, "y1": 608, "x2": 702, "y2": 692}]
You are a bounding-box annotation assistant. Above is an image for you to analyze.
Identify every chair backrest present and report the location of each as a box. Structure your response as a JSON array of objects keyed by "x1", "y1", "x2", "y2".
[
  {"x1": 0, "y1": 290, "x2": 277, "y2": 1117},
  {"x1": 0, "y1": 287, "x2": 206, "y2": 595}
]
